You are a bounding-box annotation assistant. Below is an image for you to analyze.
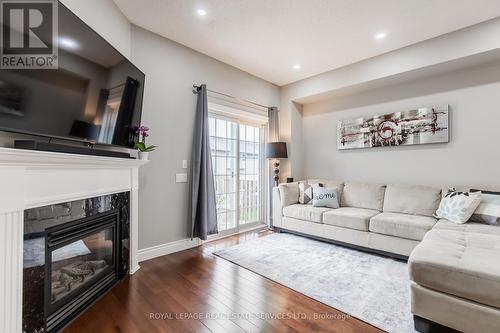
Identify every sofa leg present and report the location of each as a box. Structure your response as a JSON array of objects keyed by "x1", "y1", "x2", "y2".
[{"x1": 414, "y1": 315, "x2": 461, "y2": 333}]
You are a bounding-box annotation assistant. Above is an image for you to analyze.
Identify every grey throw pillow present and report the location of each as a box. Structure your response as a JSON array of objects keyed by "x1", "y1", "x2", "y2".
[
  {"x1": 312, "y1": 187, "x2": 339, "y2": 208},
  {"x1": 299, "y1": 181, "x2": 323, "y2": 204},
  {"x1": 299, "y1": 182, "x2": 313, "y2": 204}
]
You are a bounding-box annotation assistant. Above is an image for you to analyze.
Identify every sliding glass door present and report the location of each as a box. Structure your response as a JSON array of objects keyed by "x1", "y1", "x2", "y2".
[{"x1": 209, "y1": 115, "x2": 265, "y2": 235}]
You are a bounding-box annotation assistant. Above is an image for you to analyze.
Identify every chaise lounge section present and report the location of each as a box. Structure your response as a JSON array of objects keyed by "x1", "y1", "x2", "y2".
[
  {"x1": 272, "y1": 179, "x2": 500, "y2": 332},
  {"x1": 409, "y1": 220, "x2": 500, "y2": 332}
]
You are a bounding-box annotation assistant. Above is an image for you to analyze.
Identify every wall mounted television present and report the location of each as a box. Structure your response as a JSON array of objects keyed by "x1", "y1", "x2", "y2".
[{"x1": 0, "y1": 1, "x2": 145, "y2": 149}]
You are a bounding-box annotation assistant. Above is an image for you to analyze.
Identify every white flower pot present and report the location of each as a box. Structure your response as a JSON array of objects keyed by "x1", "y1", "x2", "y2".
[{"x1": 138, "y1": 151, "x2": 149, "y2": 160}]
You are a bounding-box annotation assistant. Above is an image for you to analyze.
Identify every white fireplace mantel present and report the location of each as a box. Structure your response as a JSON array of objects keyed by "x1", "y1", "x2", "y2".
[{"x1": 0, "y1": 147, "x2": 148, "y2": 333}]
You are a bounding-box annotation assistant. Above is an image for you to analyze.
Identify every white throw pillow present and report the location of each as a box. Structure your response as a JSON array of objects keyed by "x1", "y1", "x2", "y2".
[
  {"x1": 312, "y1": 187, "x2": 339, "y2": 208},
  {"x1": 435, "y1": 188, "x2": 482, "y2": 224}
]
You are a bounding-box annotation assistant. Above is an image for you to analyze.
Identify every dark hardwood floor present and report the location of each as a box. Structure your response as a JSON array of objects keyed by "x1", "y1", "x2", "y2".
[{"x1": 64, "y1": 228, "x2": 384, "y2": 333}]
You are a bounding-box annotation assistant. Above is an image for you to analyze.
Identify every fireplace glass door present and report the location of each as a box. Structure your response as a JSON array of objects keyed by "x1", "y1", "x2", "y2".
[
  {"x1": 45, "y1": 211, "x2": 119, "y2": 321},
  {"x1": 50, "y1": 227, "x2": 114, "y2": 304}
]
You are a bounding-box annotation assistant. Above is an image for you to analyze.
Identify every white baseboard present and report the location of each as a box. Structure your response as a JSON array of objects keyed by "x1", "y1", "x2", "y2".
[
  {"x1": 203, "y1": 224, "x2": 267, "y2": 243},
  {"x1": 137, "y1": 237, "x2": 202, "y2": 262},
  {"x1": 138, "y1": 224, "x2": 268, "y2": 262},
  {"x1": 130, "y1": 264, "x2": 141, "y2": 274}
]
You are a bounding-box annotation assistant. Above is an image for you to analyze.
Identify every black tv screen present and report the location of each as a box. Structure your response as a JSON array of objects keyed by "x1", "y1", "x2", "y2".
[{"x1": 0, "y1": 2, "x2": 144, "y2": 148}]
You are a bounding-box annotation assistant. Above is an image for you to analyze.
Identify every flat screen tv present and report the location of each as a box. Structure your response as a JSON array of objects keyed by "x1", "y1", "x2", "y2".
[{"x1": 0, "y1": 2, "x2": 145, "y2": 148}]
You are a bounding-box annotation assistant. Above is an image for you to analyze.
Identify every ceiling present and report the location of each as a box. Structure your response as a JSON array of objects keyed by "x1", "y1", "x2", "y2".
[{"x1": 113, "y1": 0, "x2": 500, "y2": 86}]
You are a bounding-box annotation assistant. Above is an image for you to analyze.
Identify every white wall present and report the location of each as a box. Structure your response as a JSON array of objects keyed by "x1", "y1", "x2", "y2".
[
  {"x1": 280, "y1": 18, "x2": 500, "y2": 181},
  {"x1": 0, "y1": 1, "x2": 279, "y2": 250},
  {"x1": 61, "y1": 0, "x2": 131, "y2": 58},
  {"x1": 130, "y1": 26, "x2": 280, "y2": 249},
  {"x1": 302, "y1": 61, "x2": 500, "y2": 188}
]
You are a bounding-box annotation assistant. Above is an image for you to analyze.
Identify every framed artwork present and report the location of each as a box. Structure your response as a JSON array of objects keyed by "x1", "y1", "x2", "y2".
[{"x1": 337, "y1": 105, "x2": 449, "y2": 150}]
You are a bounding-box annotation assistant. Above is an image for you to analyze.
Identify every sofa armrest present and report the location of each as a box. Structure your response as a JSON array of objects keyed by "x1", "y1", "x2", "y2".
[{"x1": 272, "y1": 187, "x2": 283, "y2": 228}]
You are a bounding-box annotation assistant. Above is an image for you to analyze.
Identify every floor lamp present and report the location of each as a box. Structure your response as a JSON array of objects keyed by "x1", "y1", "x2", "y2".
[
  {"x1": 266, "y1": 142, "x2": 287, "y2": 229},
  {"x1": 266, "y1": 142, "x2": 288, "y2": 187}
]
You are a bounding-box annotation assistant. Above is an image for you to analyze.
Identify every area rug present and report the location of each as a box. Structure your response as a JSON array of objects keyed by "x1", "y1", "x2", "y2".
[{"x1": 214, "y1": 233, "x2": 414, "y2": 333}]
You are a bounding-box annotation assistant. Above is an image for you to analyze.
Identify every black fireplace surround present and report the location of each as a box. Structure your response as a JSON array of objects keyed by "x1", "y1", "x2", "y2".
[{"x1": 23, "y1": 192, "x2": 130, "y2": 333}]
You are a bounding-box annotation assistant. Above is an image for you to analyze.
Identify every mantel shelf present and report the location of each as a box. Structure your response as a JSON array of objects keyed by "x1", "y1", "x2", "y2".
[{"x1": 0, "y1": 147, "x2": 149, "y2": 168}]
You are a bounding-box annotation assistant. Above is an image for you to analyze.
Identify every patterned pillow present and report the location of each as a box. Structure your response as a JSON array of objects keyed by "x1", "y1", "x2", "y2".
[
  {"x1": 435, "y1": 188, "x2": 482, "y2": 224},
  {"x1": 299, "y1": 182, "x2": 323, "y2": 204},
  {"x1": 469, "y1": 190, "x2": 500, "y2": 225},
  {"x1": 312, "y1": 187, "x2": 339, "y2": 208},
  {"x1": 298, "y1": 182, "x2": 313, "y2": 204}
]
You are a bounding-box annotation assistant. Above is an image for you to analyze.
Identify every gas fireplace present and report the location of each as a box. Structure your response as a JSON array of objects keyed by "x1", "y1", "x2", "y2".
[{"x1": 23, "y1": 192, "x2": 130, "y2": 333}]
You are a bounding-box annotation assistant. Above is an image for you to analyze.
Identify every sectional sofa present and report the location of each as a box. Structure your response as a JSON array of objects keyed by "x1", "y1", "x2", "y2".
[{"x1": 272, "y1": 180, "x2": 500, "y2": 333}]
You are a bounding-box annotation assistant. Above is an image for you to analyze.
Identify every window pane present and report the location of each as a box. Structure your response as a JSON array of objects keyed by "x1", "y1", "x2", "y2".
[
  {"x1": 228, "y1": 121, "x2": 238, "y2": 139},
  {"x1": 217, "y1": 213, "x2": 227, "y2": 231},
  {"x1": 209, "y1": 136, "x2": 215, "y2": 151},
  {"x1": 239, "y1": 158, "x2": 246, "y2": 174},
  {"x1": 216, "y1": 137, "x2": 227, "y2": 155},
  {"x1": 209, "y1": 118, "x2": 215, "y2": 137},
  {"x1": 239, "y1": 124, "x2": 245, "y2": 141},
  {"x1": 215, "y1": 157, "x2": 226, "y2": 175},
  {"x1": 216, "y1": 119, "x2": 226, "y2": 137},
  {"x1": 226, "y1": 193, "x2": 236, "y2": 211},
  {"x1": 227, "y1": 211, "x2": 236, "y2": 229},
  {"x1": 228, "y1": 139, "x2": 237, "y2": 157},
  {"x1": 226, "y1": 176, "x2": 236, "y2": 193},
  {"x1": 216, "y1": 194, "x2": 226, "y2": 211},
  {"x1": 246, "y1": 126, "x2": 254, "y2": 142}
]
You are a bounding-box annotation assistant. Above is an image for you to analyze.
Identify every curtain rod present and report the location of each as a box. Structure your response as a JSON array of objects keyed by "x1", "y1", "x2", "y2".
[{"x1": 192, "y1": 84, "x2": 273, "y2": 110}]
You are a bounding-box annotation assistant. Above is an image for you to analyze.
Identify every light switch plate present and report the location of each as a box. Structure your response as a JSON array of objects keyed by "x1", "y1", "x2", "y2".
[
  {"x1": 175, "y1": 173, "x2": 188, "y2": 183},
  {"x1": 182, "y1": 160, "x2": 188, "y2": 169}
]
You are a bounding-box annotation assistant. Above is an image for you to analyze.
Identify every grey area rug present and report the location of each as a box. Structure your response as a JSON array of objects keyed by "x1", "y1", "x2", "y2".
[{"x1": 214, "y1": 233, "x2": 415, "y2": 333}]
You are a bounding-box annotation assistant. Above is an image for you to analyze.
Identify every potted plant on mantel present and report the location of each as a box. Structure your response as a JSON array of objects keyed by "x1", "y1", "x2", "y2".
[{"x1": 134, "y1": 125, "x2": 157, "y2": 160}]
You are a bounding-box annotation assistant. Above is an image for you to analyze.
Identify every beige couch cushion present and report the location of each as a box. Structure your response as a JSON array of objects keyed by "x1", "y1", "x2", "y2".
[
  {"x1": 433, "y1": 219, "x2": 500, "y2": 236},
  {"x1": 323, "y1": 207, "x2": 380, "y2": 231},
  {"x1": 383, "y1": 184, "x2": 441, "y2": 217},
  {"x1": 409, "y1": 228, "x2": 500, "y2": 309},
  {"x1": 278, "y1": 182, "x2": 299, "y2": 207},
  {"x1": 341, "y1": 182, "x2": 386, "y2": 210},
  {"x1": 282, "y1": 204, "x2": 331, "y2": 223},
  {"x1": 369, "y1": 212, "x2": 437, "y2": 241}
]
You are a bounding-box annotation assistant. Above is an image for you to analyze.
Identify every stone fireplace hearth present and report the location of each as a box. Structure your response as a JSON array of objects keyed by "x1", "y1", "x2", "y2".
[{"x1": 0, "y1": 147, "x2": 148, "y2": 333}]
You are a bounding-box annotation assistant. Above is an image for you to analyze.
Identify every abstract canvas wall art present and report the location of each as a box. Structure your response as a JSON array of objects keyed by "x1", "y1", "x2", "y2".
[{"x1": 337, "y1": 105, "x2": 449, "y2": 150}]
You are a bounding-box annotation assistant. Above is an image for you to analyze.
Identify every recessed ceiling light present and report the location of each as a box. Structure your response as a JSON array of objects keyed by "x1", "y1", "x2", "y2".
[
  {"x1": 293, "y1": 64, "x2": 301, "y2": 70},
  {"x1": 197, "y1": 9, "x2": 207, "y2": 16},
  {"x1": 375, "y1": 32, "x2": 386, "y2": 40},
  {"x1": 59, "y1": 37, "x2": 79, "y2": 49}
]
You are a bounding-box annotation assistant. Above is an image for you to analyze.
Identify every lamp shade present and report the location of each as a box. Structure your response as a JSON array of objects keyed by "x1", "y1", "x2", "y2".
[{"x1": 266, "y1": 142, "x2": 288, "y2": 159}]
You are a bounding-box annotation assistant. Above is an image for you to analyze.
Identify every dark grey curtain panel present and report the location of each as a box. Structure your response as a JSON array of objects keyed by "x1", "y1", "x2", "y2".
[{"x1": 191, "y1": 84, "x2": 218, "y2": 240}]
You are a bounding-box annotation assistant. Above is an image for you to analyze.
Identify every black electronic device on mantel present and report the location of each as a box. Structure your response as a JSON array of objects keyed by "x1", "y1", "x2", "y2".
[{"x1": 0, "y1": 2, "x2": 145, "y2": 158}]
